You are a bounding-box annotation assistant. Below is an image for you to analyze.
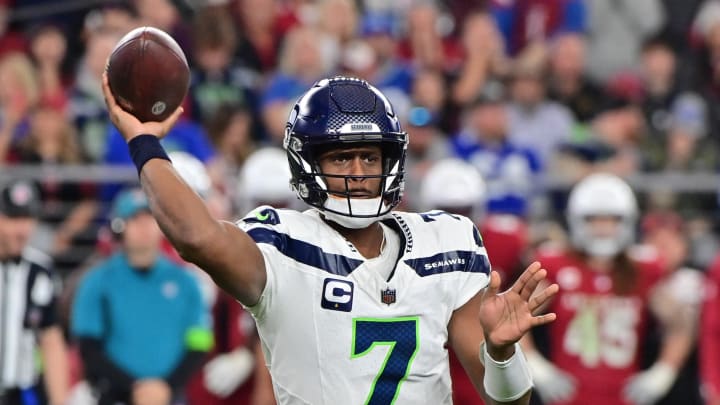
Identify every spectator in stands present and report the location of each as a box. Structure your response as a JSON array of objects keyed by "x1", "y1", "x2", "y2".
[
  {"x1": 354, "y1": 11, "x2": 414, "y2": 95},
  {"x1": 506, "y1": 61, "x2": 575, "y2": 168},
  {"x1": 451, "y1": 11, "x2": 509, "y2": 109},
  {"x1": 7, "y1": 105, "x2": 99, "y2": 274},
  {"x1": 82, "y1": 3, "x2": 138, "y2": 37},
  {"x1": 489, "y1": 0, "x2": 587, "y2": 56},
  {"x1": 339, "y1": 36, "x2": 416, "y2": 106},
  {"x1": 0, "y1": 52, "x2": 40, "y2": 161},
  {"x1": 546, "y1": 32, "x2": 604, "y2": 124},
  {"x1": 0, "y1": 0, "x2": 27, "y2": 58},
  {"x1": 690, "y1": 1, "x2": 720, "y2": 148},
  {"x1": 692, "y1": 0, "x2": 720, "y2": 73},
  {"x1": 397, "y1": 1, "x2": 463, "y2": 73},
  {"x1": 641, "y1": 90, "x2": 716, "y2": 173},
  {"x1": 585, "y1": 0, "x2": 665, "y2": 84},
  {"x1": 28, "y1": 24, "x2": 69, "y2": 111},
  {"x1": 261, "y1": 26, "x2": 338, "y2": 143},
  {"x1": 188, "y1": 6, "x2": 258, "y2": 127},
  {"x1": 71, "y1": 188, "x2": 211, "y2": 405},
  {"x1": 68, "y1": 28, "x2": 123, "y2": 162},
  {"x1": 638, "y1": 37, "x2": 696, "y2": 141},
  {"x1": 339, "y1": 39, "x2": 379, "y2": 83},
  {"x1": 0, "y1": 179, "x2": 69, "y2": 405},
  {"x1": 659, "y1": 0, "x2": 704, "y2": 59},
  {"x1": 411, "y1": 68, "x2": 455, "y2": 134},
  {"x1": 231, "y1": 0, "x2": 288, "y2": 75},
  {"x1": 452, "y1": 84, "x2": 542, "y2": 218},
  {"x1": 581, "y1": 98, "x2": 647, "y2": 177},
  {"x1": 316, "y1": 0, "x2": 359, "y2": 46},
  {"x1": 205, "y1": 103, "x2": 257, "y2": 215}
]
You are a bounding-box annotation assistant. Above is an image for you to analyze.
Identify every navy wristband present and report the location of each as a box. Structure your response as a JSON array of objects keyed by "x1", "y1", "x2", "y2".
[{"x1": 127, "y1": 134, "x2": 170, "y2": 175}]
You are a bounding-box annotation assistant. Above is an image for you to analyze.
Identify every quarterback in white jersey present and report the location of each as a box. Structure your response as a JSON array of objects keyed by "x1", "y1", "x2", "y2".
[
  {"x1": 102, "y1": 75, "x2": 558, "y2": 405},
  {"x1": 239, "y1": 207, "x2": 489, "y2": 404}
]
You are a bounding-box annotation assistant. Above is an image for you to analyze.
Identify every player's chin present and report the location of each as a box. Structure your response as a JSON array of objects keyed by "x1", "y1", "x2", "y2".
[
  {"x1": 349, "y1": 193, "x2": 375, "y2": 199},
  {"x1": 328, "y1": 192, "x2": 377, "y2": 199}
]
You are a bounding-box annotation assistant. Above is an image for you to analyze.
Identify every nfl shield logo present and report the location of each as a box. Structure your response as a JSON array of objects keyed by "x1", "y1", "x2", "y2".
[{"x1": 380, "y1": 288, "x2": 396, "y2": 305}]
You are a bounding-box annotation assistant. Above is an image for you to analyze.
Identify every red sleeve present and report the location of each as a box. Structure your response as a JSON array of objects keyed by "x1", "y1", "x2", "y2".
[
  {"x1": 224, "y1": 293, "x2": 250, "y2": 349},
  {"x1": 638, "y1": 256, "x2": 667, "y2": 296},
  {"x1": 532, "y1": 246, "x2": 568, "y2": 283},
  {"x1": 161, "y1": 238, "x2": 184, "y2": 264},
  {"x1": 481, "y1": 216, "x2": 529, "y2": 287},
  {"x1": 211, "y1": 291, "x2": 253, "y2": 353},
  {"x1": 701, "y1": 257, "x2": 720, "y2": 401}
]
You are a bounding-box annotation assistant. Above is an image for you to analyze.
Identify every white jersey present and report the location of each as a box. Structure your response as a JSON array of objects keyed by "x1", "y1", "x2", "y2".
[{"x1": 237, "y1": 207, "x2": 491, "y2": 405}]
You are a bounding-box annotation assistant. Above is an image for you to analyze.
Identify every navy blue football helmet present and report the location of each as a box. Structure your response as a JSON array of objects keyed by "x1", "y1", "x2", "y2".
[{"x1": 284, "y1": 77, "x2": 408, "y2": 218}]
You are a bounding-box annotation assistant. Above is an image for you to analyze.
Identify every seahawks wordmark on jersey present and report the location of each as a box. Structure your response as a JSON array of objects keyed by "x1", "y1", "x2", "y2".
[{"x1": 237, "y1": 207, "x2": 491, "y2": 405}]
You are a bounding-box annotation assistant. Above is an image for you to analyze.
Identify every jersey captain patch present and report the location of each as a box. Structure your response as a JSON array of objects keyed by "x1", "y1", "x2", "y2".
[{"x1": 321, "y1": 278, "x2": 354, "y2": 312}]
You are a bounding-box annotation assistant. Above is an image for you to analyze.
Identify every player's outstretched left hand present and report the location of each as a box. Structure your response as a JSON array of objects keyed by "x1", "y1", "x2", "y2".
[
  {"x1": 101, "y1": 71, "x2": 183, "y2": 143},
  {"x1": 479, "y1": 262, "x2": 558, "y2": 351}
]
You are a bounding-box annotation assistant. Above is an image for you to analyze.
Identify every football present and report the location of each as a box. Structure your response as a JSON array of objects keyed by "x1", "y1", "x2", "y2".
[{"x1": 106, "y1": 26, "x2": 189, "y2": 122}]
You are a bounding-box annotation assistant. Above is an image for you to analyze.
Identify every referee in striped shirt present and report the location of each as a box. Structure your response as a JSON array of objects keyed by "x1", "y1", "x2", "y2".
[{"x1": 0, "y1": 179, "x2": 68, "y2": 405}]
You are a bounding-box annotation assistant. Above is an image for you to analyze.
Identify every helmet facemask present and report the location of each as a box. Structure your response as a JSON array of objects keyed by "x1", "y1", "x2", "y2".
[
  {"x1": 287, "y1": 135, "x2": 406, "y2": 228},
  {"x1": 284, "y1": 77, "x2": 408, "y2": 228},
  {"x1": 566, "y1": 173, "x2": 638, "y2": 259},
  {"x1": 569, "y1": 214, "x2": 635, "y2": 259}
]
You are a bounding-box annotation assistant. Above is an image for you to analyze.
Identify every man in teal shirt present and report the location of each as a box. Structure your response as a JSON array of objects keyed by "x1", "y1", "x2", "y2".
[{"x1": 72, "y1": 188, "x2": 212, "y2": 405}]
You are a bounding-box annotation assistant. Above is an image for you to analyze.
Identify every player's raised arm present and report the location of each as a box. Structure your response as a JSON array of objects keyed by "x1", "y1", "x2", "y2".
[
  {"x1": 101, "y1": 73, "x2": 266, "y2": 305},
  {"x1": 449, "y1": 263, "x2": 558, "y2": 405}
]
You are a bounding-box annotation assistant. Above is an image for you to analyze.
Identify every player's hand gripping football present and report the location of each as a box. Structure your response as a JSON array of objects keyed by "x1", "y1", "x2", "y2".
[
  {"x1": 101, "y1": 71, "x2": 184, "y2": 142},
  {"x1": 479, "y1": 262, "x2": 558, "y2": 358}
]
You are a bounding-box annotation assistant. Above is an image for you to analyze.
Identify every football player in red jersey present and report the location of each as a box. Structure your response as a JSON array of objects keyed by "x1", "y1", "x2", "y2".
[
  {"x1": 701, "y1": 254, "x2": 720, "y2": 405},
  {"x1": 419, "y1": 158, "x2": 531, "y2": 405},
  {"x1": 522, "y1": 173, "x2": 696, "y2": 405}
]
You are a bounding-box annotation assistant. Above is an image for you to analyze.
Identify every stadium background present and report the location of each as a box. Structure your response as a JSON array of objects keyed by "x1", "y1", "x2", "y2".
[{"x1": 1, "y1": 0, "x2": 719, "y2": 404}]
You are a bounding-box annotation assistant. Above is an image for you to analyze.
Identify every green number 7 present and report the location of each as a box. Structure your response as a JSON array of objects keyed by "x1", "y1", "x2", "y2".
[{"x1": 351, "y1": 317, "x2": 420, "y2": 405}]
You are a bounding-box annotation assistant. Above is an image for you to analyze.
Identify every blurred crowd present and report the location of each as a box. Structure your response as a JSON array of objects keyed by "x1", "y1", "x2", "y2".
[{"x1": 2, "y1": 0, "x2": 720, "y2": 404}]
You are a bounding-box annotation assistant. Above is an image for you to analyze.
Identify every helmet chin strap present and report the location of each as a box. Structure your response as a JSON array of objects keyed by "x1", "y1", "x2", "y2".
[{"x1": 322, "y1": 196, "x2": 389, "y2": 229}]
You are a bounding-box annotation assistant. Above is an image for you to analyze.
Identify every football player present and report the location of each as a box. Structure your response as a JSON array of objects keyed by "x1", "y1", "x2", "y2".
[
  {"x1": 523, "y1": 173, "x2": 695, "y2": 405},
  {"x1": 102, "y1": 75, "x2": 558, "y2": 405}
]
